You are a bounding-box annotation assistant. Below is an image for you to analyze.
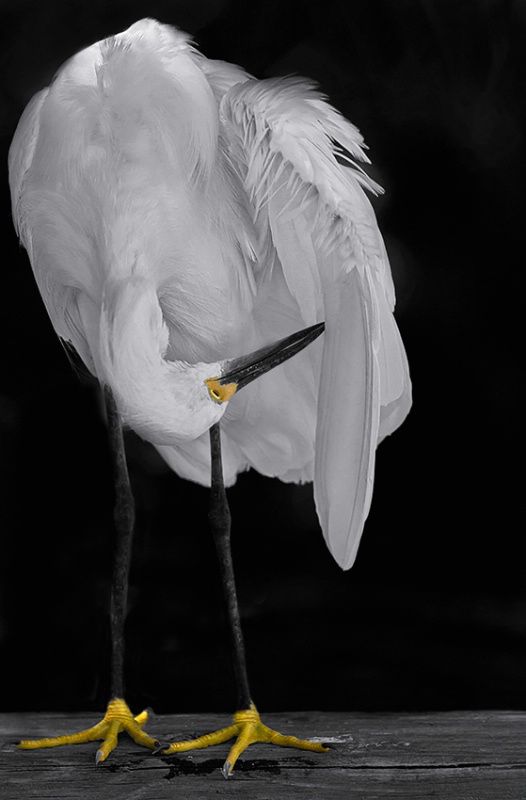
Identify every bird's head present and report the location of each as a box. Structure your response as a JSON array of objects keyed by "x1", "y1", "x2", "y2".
[
  {"x1": 163, "y1": 322, "x2": 326, "y2": 441},
  {"x1": 99, "y1": 280, "x2": 324, "y2": 445}
]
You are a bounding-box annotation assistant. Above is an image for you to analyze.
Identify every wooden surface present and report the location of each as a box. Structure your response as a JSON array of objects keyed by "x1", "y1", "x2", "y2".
[{"x1": 1, "y1": 710, "x2": 525, "y2": 798}]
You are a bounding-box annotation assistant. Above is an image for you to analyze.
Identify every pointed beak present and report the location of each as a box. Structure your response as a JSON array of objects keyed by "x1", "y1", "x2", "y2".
[{"x1": 220, "y1": 322, "x2": 325, "y2": 390}]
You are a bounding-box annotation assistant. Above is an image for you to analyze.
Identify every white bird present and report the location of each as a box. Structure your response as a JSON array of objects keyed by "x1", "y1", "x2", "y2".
[{"x1": 8, "y1": 18, "x2": 411, "y2": 775}]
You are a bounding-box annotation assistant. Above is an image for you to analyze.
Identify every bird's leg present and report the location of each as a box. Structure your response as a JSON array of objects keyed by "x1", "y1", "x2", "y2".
[
  {"x1": 106, "y1": 383, "x2": 133, "y2": 700},
  {"x1": 208, "y1": 421, "x2": 251, "y2": 710},
  {"x1": 162, "y1": 422, "x2": 327, "y2": 777},
  {"x1": 16, "y1": 387, "x2": 159, "y2": 763}
]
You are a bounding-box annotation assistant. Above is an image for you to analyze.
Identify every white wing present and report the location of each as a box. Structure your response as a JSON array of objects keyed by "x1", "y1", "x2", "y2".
[
  {"x1": 221, "y1": 78, "x2": 411, "y2": 569},
  {"x1": 8, "y1": 88, "x2": 49, "y2": 228}
]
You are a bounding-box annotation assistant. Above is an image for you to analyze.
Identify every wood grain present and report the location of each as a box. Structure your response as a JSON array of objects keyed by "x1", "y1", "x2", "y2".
[{"x1": 2, "y1": 711, "x2": 525, "y2": 798}]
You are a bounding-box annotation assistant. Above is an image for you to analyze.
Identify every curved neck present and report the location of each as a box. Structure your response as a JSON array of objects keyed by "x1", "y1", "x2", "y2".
[{"x1": 97, "y1": 279, "x2": 208, "y2": 444}]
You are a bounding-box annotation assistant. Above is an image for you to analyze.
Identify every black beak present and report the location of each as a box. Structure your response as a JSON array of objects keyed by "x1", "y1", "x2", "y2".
[{"x1": 220, "y1": 322, "x2": 325, "y2": 390}]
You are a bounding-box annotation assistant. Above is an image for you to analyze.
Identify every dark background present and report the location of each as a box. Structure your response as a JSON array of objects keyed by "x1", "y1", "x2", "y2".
[{"x1": 0, "y1": 0, "x2": 524, "y2": 717}]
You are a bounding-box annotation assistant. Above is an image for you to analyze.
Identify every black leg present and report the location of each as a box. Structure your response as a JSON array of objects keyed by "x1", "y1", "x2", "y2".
[
  {"x1": 161, "y1": 421, "x2": 327, "y2": 773},
  {"x1": 104, "y1": 385, "x2": 135, "y2": 700},
  {"x1": 14, "y1": 391, "x2": 161, "y2": 762},
  {"x1": 208, "y1": 422, "x2": 252, "y2": 710}
]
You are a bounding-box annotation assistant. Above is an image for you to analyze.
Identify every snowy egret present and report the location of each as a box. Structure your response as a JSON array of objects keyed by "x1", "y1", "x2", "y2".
[{"x1": 8, "y1": 19, "x2": 411, "y2": 776}]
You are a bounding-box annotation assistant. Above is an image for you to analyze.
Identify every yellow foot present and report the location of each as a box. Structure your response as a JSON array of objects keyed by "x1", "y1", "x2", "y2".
[
  {"x1": 162, "y1": 703, "x2": 328, "y2": 777},
  {"x1": 16, "y1": 698, "x2": 160, "y2": 764}
]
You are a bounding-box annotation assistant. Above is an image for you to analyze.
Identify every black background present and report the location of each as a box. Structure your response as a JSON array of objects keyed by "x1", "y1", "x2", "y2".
[{"x1": 0, "y1": 0, "x2": 524, "y2": 717}]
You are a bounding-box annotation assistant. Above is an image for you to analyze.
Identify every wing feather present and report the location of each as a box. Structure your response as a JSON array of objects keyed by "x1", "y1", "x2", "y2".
[
  {"x1": 221, "y1": 77, "x2": 411, "y2": 568},
  {"x1": 8, "y1": 88, "x2": 49, "y2": 240}
]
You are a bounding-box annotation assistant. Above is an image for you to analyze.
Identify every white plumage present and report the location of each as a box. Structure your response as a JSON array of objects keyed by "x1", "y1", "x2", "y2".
[{"x1": 9, "y1": 18, "x2": 411, "y2": 570}]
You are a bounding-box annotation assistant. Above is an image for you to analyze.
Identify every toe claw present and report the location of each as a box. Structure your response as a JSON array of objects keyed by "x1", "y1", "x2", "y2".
[
  {"x1": 2, "y1": 740, "x2": 20, "y2": 752},
  {"x1": 222, "y1": 760, "x2": 233, "y2": 779},
  {"x1": 152, "y1": 742, "x2": 170, "y2": 756}
]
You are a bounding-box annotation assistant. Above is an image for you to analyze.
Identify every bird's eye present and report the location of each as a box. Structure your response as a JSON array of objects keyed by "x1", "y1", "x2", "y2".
[
  {"x1": 206, "y1": 378, "x2": 226, "y2": 403},
  {"x1": 205, "y1": 378, "x2": 238, "y2": 404}
]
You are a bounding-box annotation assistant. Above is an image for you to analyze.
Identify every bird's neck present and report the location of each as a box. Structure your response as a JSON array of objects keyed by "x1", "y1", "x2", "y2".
[{"x1": 97, "y1": 278, "x2": 214, "y2": 444}]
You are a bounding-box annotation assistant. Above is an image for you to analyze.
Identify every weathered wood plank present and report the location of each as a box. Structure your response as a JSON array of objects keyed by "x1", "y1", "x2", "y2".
[{"x1": 2, "y1": 711, "x2": 525, "y2": 799}]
